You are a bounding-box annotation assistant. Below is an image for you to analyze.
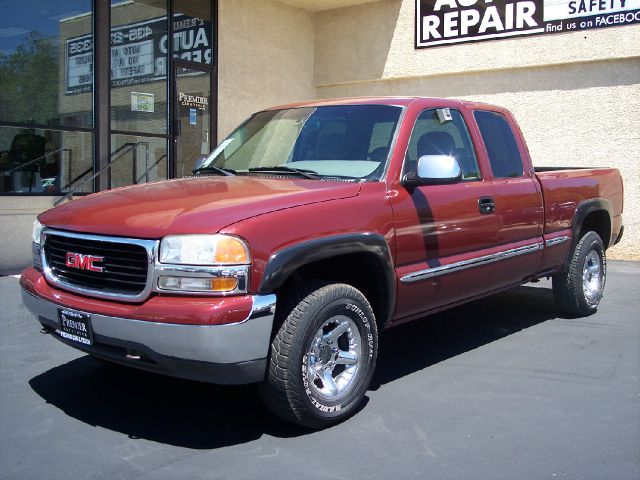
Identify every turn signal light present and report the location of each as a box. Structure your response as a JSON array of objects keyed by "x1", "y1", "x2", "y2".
[
  {"x1": 158, "y1": 275, "x2": 239, "y2": 293},
  {"x1": 214, "y1": 236, "x2": 249, "y2": 264},
  {"x1": 210, "y1": 277, "x2": 238, "y2": 292}
]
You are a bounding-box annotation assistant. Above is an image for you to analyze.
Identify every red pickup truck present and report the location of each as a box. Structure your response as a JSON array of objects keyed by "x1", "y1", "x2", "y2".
[{"x1": 21, "y1": 97, "x2": 624, "y2": 428}]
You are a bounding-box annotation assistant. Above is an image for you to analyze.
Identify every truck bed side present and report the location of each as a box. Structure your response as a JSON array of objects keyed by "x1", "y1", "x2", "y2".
[{"x1": 535, "y1": 167, "x2": 624, "y2": 274}]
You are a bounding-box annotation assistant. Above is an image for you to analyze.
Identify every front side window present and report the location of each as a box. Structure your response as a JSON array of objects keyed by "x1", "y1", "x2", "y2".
[
  {"x1": 405, "y1": 108, "x2": 480, "y2": 180},
  {"x1": 200, "y1": 105, "x2": 403, "y2": 180},
  {"x1": 474, "y1": 110, "x2": 524, "y2": 178}
]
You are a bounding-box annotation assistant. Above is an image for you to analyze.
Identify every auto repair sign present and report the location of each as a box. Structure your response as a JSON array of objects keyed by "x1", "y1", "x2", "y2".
[{"x1": 415, "y1": 0, "x2": 640, "y2": 47}]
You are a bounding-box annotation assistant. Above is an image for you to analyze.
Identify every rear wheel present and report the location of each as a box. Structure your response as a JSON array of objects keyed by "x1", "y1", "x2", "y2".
[
  {"x1": 259, "y1": 282, "x2": 378, "y2": 428},
  {"x1": 553, "y1": 231, "x2": 606, "y2": 317}
]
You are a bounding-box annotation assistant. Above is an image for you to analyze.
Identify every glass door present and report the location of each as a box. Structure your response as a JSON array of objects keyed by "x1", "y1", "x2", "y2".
[{"x1": 173, "y1": 63, "x2": 211, "y2": 177}]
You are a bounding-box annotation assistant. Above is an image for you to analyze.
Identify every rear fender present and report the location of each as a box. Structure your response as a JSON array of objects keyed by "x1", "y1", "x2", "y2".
[{"x1": 563, "y1": 198, "x2": 613, "y2": 269}]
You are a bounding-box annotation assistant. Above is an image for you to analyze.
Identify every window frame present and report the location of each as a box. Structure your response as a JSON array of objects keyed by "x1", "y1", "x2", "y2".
[
  {"x1": 473, "y1": 109, "x2": 525, "y2": 179},
  {"x1": 402, "y1": 107, "x2": 483, "y2": 183}
]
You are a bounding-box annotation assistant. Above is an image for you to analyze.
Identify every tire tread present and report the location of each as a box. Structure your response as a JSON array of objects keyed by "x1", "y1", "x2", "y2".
[
  {"x1": 259, "y1": 282, "x2": 376, "y2": 428},
  {"x1": 553, "y1": 231, "x2": 605, "y2": 317}
]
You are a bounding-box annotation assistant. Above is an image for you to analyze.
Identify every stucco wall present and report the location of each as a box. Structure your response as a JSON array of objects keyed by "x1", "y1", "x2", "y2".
[
  {"x1": 217, "y1": 0, "x2": 316, "y2": 138},
  {"x1": 314, "y1": 0, "x2": 640, "y2": 260}
]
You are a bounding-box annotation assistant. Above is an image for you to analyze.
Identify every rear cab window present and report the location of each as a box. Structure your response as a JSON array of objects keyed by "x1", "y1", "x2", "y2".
[{"x1": 473, "y1": 110, "x2": 524, "y2": 178}]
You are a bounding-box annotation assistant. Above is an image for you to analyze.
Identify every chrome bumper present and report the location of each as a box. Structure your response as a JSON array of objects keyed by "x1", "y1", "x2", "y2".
[{"x1": 21, "y1": 289, "x2": 277, "y2": 385}]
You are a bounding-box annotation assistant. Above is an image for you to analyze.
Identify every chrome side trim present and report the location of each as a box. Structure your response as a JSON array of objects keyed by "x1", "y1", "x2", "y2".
[
  {"x1": 400, "y1": 242, "x2": 544, "y2": 283},
  {"x1": 545, "y1": 236, "x2": 570, "y2": 247}
]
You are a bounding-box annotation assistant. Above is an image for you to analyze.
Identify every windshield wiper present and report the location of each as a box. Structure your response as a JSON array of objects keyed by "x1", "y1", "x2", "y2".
[
  {"x1": 248, "y1": 166, "x2": 321, "y2": 179},
  {"x1": 192, "y1": 165, "x2": 236, "y2": 176}
]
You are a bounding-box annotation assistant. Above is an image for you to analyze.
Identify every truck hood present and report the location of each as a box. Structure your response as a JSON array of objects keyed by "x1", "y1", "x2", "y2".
[{"x1": 39, "y1": 176, "x2": 361, "y2": 238}]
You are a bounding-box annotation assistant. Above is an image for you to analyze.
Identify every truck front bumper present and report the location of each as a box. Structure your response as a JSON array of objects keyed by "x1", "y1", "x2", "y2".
[{"x1": 21, "y1": 284, "x2": 277, "y2": 385}]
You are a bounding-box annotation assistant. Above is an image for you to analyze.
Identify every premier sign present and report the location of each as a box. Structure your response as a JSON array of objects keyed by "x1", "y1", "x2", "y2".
[{"x1": 415, "y1": 0, "x2": 640, "y2": 47}]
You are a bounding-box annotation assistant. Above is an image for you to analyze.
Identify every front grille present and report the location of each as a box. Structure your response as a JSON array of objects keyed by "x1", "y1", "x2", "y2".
[{"x1": 43, "y1": 234, "x2": 150, "y2": 296}]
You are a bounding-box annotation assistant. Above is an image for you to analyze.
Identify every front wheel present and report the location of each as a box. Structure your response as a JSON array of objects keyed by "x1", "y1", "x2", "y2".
[
  {"x1": 259, "y1": 283, "x2": 378, "y2": 429},
  {"x1": 553, "y1": 231, "x2": 606, "y2": 317}
]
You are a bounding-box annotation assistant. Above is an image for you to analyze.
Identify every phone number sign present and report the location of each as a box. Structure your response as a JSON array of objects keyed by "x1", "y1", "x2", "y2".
[
  {"x1": 415, "y1": 0, "x2": 640, "y2": 48},
  {"x1": 65, "y1": 14, "x2": 212, "y2": 94}
]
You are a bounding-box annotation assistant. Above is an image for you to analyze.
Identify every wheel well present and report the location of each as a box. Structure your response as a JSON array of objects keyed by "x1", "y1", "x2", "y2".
[
  {"x1": 275, "y1": 252, "x2": 391, "y2": 333},
  {"x1": 579, "y1": 210, "x2": 611, "y2": 248}
]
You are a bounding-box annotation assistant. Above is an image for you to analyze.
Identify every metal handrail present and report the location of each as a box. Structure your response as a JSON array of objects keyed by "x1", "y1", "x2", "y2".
[
  {"x1": 135, "y1": 153, "x2": 166, "y2": 184},
  {"x1": 54, "y1": 142, "x2": 149, "y2": 207},
  {"x1": 0, "y1": 148, "x2": 71, "y2": 176},
  {"x1": 62, "y1": 167, "x2": 93, "y2": 192}
]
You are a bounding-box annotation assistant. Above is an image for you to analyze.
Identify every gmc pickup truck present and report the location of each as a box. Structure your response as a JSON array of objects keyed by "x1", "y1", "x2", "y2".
[{"x1": 21, "y1": 97, "x2": 624, "y2": 428}]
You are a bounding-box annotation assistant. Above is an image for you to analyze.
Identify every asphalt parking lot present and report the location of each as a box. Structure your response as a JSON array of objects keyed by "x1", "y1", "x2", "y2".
[{"x1": 1, "y1": 261, "x2": 638, "y2": 480}]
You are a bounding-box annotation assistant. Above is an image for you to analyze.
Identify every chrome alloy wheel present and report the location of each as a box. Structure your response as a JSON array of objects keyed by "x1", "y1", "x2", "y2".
[
  {"x1": 582, "y1": 250, "x2": 603, "y2": 305},
  {"x1": 306, "y1": 316, "x2": 364, "y2": 401}
]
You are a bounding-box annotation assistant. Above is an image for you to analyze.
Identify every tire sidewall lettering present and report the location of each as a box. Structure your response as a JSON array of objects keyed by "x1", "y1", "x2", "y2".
[{"x1": 300, "y1": 297, "x2": 375, "y2": 415}]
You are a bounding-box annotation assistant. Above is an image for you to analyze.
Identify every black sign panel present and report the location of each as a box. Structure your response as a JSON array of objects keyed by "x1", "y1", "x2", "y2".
[
  {"x1": 416, "y1": 0, "x2": 640, "y2": 48},
  {"x1": 58, "y1": 308, "x2": 93, "y2": 346},
  {"x1": 65, "y1": 14, "x2": 213, "y2": 94}
]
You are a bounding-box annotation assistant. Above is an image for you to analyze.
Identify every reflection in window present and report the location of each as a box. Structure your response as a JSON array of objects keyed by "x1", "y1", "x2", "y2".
[
  {"x1": 474, "y1": 110, "x2": 524, "y2": 178},
  {"x1": 110, "y1": 134, "x2": 167, "y2": 188},
  {"x1": 0, "y1": 126, "x2": 93, "y2": 194},
  {"x1": 406, "y1": 109, "x2": 480, "y2": 180},
  {"x1": 0, "y1": 0, "x2": 93, "y2": 128},
  {"x1": 173, "y1": 0, "x2": 214, "y2": 65},
  {"x1": 110, "y1": 0, "x2": 169, "y2": 134}
]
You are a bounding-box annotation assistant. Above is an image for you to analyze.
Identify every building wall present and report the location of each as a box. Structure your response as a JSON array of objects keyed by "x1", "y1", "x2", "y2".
[
  {"x1": 217, "y1": 0, "x2": 316, "y2": 138},
  {"x1": 314, "y1": 0, "x2": 640, "y2": 260}
]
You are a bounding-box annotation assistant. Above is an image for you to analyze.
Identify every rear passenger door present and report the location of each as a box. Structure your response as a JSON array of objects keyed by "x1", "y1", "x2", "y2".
[{"x1": 473, "y1": 110, "x2": 544, "y2": 286}]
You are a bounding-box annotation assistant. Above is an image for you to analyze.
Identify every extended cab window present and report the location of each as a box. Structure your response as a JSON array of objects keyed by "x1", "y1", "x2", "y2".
[
  {"x1": 406, "y1": 108, "x2": 480, "y2": 180},
  {"x1": 474, "y1": 111, "x2": 524, "y2": 178}
]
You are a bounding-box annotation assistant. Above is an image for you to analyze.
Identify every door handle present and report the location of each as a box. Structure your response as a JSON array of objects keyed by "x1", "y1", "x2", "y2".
[{"x1": 478, "y1": 197, "x2": 495, "y2": 214}]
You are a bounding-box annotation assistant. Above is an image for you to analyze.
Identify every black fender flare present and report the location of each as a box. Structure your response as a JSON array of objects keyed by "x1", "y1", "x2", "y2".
[
  {"x1": 563, "y1": 198, "x2": 613, "y2": 269},
  {"x1": 259, "y1": 233, "x2": 396, "y2": 327}
]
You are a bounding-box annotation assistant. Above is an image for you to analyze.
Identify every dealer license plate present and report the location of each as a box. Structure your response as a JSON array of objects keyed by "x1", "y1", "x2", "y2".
[{"x1": 58, "y1": 308, "x2": 93, "y2": 346}]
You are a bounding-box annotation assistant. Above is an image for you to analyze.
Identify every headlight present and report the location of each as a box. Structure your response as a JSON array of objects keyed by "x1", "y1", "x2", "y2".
[
  {"x1": 159, "y1": 234, "x2": 250, "y2": 265},
  {"x1": 32, "y1": 219, "x2": 44, "y2": 245}
]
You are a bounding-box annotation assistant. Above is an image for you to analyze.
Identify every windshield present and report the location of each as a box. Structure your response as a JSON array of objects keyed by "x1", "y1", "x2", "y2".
[{"x1": 198, "y1": 105, "x2": 403, "y2": 180}]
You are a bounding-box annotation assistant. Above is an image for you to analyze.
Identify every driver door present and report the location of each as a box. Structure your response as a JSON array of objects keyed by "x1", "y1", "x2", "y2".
[{"x1": 391, "y1": 107, "x2": 498, "y2": 320}]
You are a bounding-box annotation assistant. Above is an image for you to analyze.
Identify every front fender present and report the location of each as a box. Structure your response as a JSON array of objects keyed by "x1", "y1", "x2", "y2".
[{"x1": 259, "y1": 233, "x2": 396, "y2": 326}]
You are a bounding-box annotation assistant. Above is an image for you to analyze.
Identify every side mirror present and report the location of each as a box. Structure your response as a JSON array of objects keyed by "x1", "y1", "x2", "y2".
[
  {"x1": 192, "y1": 154, "x2": 208, "y2": 172},
  {"x1": 403, "y1": 155, "x2": 462, "y2": 187}
]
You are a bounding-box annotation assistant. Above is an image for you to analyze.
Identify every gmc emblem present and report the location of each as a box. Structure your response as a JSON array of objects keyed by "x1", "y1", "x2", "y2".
[{"x1": 65, "y1": 252, "x2": 104, "y2": 273}]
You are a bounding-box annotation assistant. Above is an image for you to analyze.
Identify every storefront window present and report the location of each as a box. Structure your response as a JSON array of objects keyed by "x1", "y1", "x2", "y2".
[
  {"x1": 109, "y1": 134, "x2": 168, "y2": 188},
  {"x1": 0, "y1": 0, "x2": 93, "y2": 129},
  {"x1": 110, "y1": 0, "x2": 169, "y2": 135},
  {"x1": 1, "y1": 0, "x2": 215, "y2": 194},
  {"x1": 173, "y1": 0, "x2": 214, "y2": 65},
  {"x1": 0, "y1": 126, "x2": 93, "y2": 194}
]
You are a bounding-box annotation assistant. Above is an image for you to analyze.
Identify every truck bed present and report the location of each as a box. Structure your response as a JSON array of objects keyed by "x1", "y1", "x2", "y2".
[{"x1": 535, "y1": 166, "x2": 624, "y2": 243}]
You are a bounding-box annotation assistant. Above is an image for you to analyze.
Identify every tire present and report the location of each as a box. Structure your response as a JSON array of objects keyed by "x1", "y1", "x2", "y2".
[
  {"x1": 553, "y1": 231, "x2": 606, "y2": 317},
  {"x1": 259, "y1": 282, "x2": 378, "y2": 429}
]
